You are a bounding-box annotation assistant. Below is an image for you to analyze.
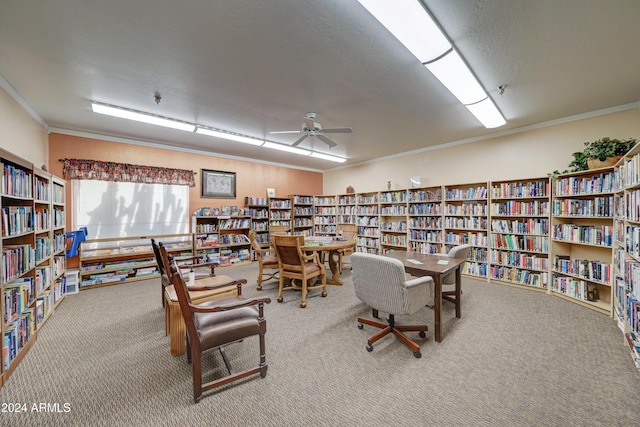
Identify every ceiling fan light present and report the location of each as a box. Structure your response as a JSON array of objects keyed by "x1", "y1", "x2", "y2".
[
  {"x1": 263, "y1": 141, "x2": 311, "y2": 155},
  {"x1": 465, "y1": 98, "x2": 506, "y2": 129},
  {"x1": 91, "y1": 102, "x2": 195, "y2": 132},
  {"x1": 357, "y1": 0, "x2": 450, "y2": 62},
  {"x1": 196, "y1": 127, "x2": 264, "y2": 146},
  {"x1": 310, "y1": 152, "x2": 347, "y2": 163}
]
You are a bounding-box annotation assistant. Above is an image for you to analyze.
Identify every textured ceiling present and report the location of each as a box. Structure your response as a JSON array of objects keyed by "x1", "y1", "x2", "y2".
[{"x1": 1, "y1": 0, "x2": 639, "y2": 171}]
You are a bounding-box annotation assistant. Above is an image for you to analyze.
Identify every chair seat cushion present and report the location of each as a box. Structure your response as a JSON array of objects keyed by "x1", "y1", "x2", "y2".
[
  {"x1": 262, "y1": 254, "x2": 278, "y2": 267},
  {"x1": 194, "y1": 296, "x2": 261, "y2": 349},
  {"x1": 304, "y1": 262, "x2": 321, "y2": 274}
]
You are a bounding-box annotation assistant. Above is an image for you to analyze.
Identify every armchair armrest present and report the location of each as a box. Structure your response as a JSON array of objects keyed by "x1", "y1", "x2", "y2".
[
  {"x1": 187, "y1": 278, "x2": 247, "y2": 295},
  {"x1": 189, "y1": 296, "x2": 271, "y2": 314},
  {"x1": 302, "y1": 251, "x2": 321, "y2": 265},
  {"x1": 404, "y1": 276, "x2": 434, "y2": 289}
]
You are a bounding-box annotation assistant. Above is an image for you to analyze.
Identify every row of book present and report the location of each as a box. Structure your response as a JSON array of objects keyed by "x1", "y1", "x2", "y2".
[
  {"x1": 1, "y1": 162, "x2": 33, "y2": 198},
  {"x1": 356, "y1": 237, "x2": 379, "y2": 249},
  {"x1": 293, "y1": 218, "x2": 313, "y2": 227},
  {"x1": 409, "y1": 242, "x2": 441, "y2": 253},
  {"x1": 357, "y1": 195, "x2": 378, "y2": 204},
  {"x1": 624, "y1": 190, "x2": 640, "y2": 222},
  {"x1": 2, "y1": 244, "x2": 36, "y2": 283},
  {"x1": 408, "y1": 189, "x2": 441, "y2": 202},
  {"x1": 380, "y1": 191, "x2": 408, "y2": 203},
  {"x1": 409, "y1": 217, "x2": 442, "y2": 229},
  {"x1": 337, "y1": 206, "x2": 356, "y2": 215},
  {"x1": 552, "y1": 224, "x2": 613, "y2": 247},
  {"x1": 491, "y1": 180, "x2": 549, "y2": 199},
  {"x1": 464, "y1": 261, "x2": 488, "y2": 276},
  {"x1": 445, "y1": 186, "x2": 488, "y2": 201},
  {"x1": 269, "y1": 200, "x2": 291, "y2": 209},
  {"x1": 3, "y1": 310, "x2": 35, "y2": 370},
  {"x1": 33, "y1": 207, "x2": 50, "y2": 231},
  {"x1": 315, "y1": 224, "x2": 337, "y2": 234},
  {"x1": 380, "y1": 206, "x2": 408, "y2": 215},
  {"x1": 444, "y1": 204, "x2": 487, "y2": 216},
  {"x1": 34, "y1": 176, "x2": 50, "y2": 202},
  {"x1": 292, "y1": 195, "x2": 314, "y2": 204},
  {"x1": 489, "y1": 250, "x2": 549, "y2": 271},
  {"x1": 1, "y1": 205, "x2": 34, "y2": 237},
  {"x1": 553, "y1": 256, "x2": 611, "y2": 284},
  {"x1": 356, "y1": 207, "x2": 378, "y2": 215},
  {"x1": 313, "y1": 207, "x2": 334, "y2": 215},
  {"x1": 380, "y1": 234, "x2": 406, "y2": 247},
  {"x1": 620, "y1": 153, "x2": 640, "y2": 188},
  {"x1": 380, "y1": 221, "x2": 407, "y2": 232},
  {"x1": 490, "y1": 234, "x2": 549, "y2": 252},
  {"x1": 444, "y1": 216, "x2": 487, "y2": 230},
  {"x1": 269, "y1": 212, "x2": 291, "y2": 220},
  {"x1": 218, "y1": 218, "x2": 250, "y2": 229},
  {"x1": 626, "y1": 225, "x2": 640, "y2": 258},
  {"x1": 3, "y1": 277, "x2": 33, "y2": 324},
  {"x1": 491, "y1": 218, "x2": 549, "y2": 235},
  {"x1": 490, "y1": 267, "x2": 547, "y2": 288},
  {"x1": 409, "y1": 230, "x2": 442, "y2": 242},
  {"x1": 552, "y1": 171, "x2": 615, "y2": 196},
  {"x1": 491, "y1": 200, "x2": 549, "y2": 216},
  {"x1": 551, "y1": 274, "x2": 600, "y2": 300},
  {"x1": 315, "y1": 197, "x2": 335, "y2": 206},
  {"x1": 552, "y1": 197, "x2": 614, "y2": 217},
  {"x1": 444, "y1": 232, "x2": 487, "y2": 247},
  {"x1": 356, "y1": 216, "x2": 378, "y2": 227},
  {"x1": 314, "y1": 216, "x2": 336, "y2": 225},
  {"x1": 408, "y1": 203, "x2": 442, "y2": 215}
]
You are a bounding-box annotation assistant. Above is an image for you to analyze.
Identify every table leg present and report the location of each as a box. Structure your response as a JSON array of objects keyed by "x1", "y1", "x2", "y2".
[
  {"x1": 455, "y1": 266, "x2": 462, "y2": 319},
  {"x1": 326, "y1": 250, "x2": 343, "y2": 286},
  {"x1": 434, "y1": 274, "x2": 442, "y2": 343}
]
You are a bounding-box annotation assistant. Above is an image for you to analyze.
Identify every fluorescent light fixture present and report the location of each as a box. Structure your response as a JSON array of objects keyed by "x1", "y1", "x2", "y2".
[
  {"x1": 357, "y1": 0, "x2": 450, "y2": 63},
  {"x1": 91, "y1": 102, "x2": 195, "y2": 132},
  {"x1": 357, "y1": 0, "x2": 506, "y2": 129},
  {"x1": 310, "y1": 152, "x2": 347, "y2": 163},
  {"x1": 465, "y1": 98, "x2": 506, "y2": 129},
  {"x1": 263, "y1": 141, "x2": 311, "y2": 155},
  {"x1": 424, "y1": 50, "x2": 487, "y2": 105},
  {"x1": 196, "y1": 127, "x2": 264, "y2": 146}
]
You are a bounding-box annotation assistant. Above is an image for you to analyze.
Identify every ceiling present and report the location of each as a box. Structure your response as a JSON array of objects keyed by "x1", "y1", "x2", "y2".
[{"x1": 1, "y1": 0, "x2": 640, "y2": 172}]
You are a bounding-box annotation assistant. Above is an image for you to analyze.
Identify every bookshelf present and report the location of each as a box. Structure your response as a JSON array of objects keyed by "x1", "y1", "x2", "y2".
[
  {"x1": 245, "y1": 197, "x2": 269, "y2": 245},
  {"x1": 489, "y1": 177, "x2": 550, "y2": 290},
  {"x1": 408, "y1": 186, "x2": 443, "y2": 254},
  {"x1": 78, "y1": 233, "x2": 193, "y2": 289},
  {"x1": 379, "y1": 190, "x2": 408, "y2": 253},
  {"x1": 355, "y1": 191, "x2": 379, "y2": 254},
  {"x1": 1, "y1": 148, "x2": 66, "y2": 387},
  {"x1": 444, "y1": 182, "x2": 489, "y2": 278},
  {"x1": 336, "y1": 193, "x2": 357, "y2": 226},
  {"x1": 291, "y1": 195, "x2": 314, "y2": 236},
  {"x1": 268, "y1": 197, "x2": 291, "y2": 233},
  {"x1": 314, "y1": 195, "x2": 337, "y2": 236},
  {"x1": 193, "y1": 216, "x2": 251, "y2": 267},
  {"x1": 550, "y1": 167, "x2": 615, "y2": 315},
  {"x1": 612, "y1": 143, "x2": 640, "y2": 368}
]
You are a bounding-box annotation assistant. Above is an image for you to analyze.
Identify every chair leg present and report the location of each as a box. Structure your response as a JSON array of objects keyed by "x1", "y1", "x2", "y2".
[
  {"x1": 357, "y1": 314, "x2": 427, "y2": 358},
  {"x1": 300, "y1": 278, "x2": 309, "y2": 308}
]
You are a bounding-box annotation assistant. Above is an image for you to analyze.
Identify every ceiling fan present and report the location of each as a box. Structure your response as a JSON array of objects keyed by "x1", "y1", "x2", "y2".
[{"x1": 269, "y1": 112, "x2": 352, "y2": 148}]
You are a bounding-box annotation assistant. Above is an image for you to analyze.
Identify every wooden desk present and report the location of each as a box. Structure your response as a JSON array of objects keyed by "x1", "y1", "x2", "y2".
[
  {"x1": 383, "y1": 251, "x2": 466, "y2": 343},
  {"x1": 164, "y1": 276, "x2": 238, "y2": 355},
  {"x1": 302, "y1": 238, "x2": 356, "y2": 286}
]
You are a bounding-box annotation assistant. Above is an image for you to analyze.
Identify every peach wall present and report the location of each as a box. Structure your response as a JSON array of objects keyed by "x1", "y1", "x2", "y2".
[
  {"x1": 323, "y1": 108, "x2": 640, "y2": 194},
  {"x1": 48, "y1": 133, "x2": 323, "y2": 230},
  {"x1": 0, "y1": 85, "x2": 48, "y2": 168}
]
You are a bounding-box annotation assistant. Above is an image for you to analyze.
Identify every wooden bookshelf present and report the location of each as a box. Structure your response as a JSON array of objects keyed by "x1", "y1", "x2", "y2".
[
  {"x1": 1, "y1": 148, "x2": 66, "y2": 387},
  {"x1": 193, "y1": 216, "x2": 251, "y2": 267},
  {"x1": 336, "y1": 193, "x2": 356, "y2": 226},
  {"x1": 291, "y1": 195, "x2": 314, "y2": 236},
  {"x1": 379, "y1": 190, "x2": 408, "y2": 253},
  {"x1": 313, "y1": 195, "x2": 336, "y2": 236},
  {"x1": 408, "y1": 186, "x2": 443, "y2": 254},
  {"x1": 268, "y1": 197, "x2": 291, "y2": 233},
  {"x1": 355, "y1": 191, "x2": 379, "y2": 254},
  {"x1": 550, "y1": 167, "x2": 615, "y2": 315},
  {"x1": 245, "y1": 197, "x2": 269, "y2": 246},
  {"x1": 489, "y1": 177, "x2": 550, "y2": 291}
]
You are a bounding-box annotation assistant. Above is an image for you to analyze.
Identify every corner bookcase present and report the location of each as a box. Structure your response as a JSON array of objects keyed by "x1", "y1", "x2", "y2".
[
  {"x1": 193, "y1": 216, "x2": 251, "y2": 267},
  {"x1": 1, "y1": 148, "x2": 66, "y2": 387}
]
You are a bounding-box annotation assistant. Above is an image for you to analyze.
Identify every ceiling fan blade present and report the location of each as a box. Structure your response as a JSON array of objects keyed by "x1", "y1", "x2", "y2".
[
  {"x1": 292, "y1": 134, "x2": 309, "y2": 146},
  {"x1": 317, "y1": 134, "x2": 338, "y2": 148},
  {"x1": 269, "y1": 130, "x2": 301, "y2": 134},
  {"x1": 322, "y1": 127, "x2": 353, "y2": 134}
]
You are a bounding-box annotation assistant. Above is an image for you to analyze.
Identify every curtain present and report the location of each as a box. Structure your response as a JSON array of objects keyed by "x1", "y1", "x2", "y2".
[{"x1": 62, "y1": 158, "x2": 195, "y2": 186}]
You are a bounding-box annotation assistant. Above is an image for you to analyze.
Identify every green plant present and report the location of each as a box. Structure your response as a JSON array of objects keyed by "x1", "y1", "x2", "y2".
[{"x1": 553, "y1": 137, "x2": 637, "y2": 174}]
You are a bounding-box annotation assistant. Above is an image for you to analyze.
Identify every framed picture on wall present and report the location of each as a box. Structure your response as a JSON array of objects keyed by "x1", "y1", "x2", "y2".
[{"x1": 201, "y1": 169, "x2": 236, "y2": 198}]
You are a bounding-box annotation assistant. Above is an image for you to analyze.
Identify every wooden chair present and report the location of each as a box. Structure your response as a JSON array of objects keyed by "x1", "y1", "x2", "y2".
[
  {"x1": 351, "y1": 252, "x2": 432, "y2": 358},
  {"x1": 151, "y1": 238, "x2": 218, "y2": 307},
  {"x1": 268, "y1": 224, "x2": 289, "y2": 240},
  {"x1": 337, "y1": 224, "x2": 358, "y2": 270},
  {"x1": 438, "y1": 244, "x2": 470, "y2": 306},
  {"x1": 248, "y1": 229, "x2": 279, "y2": 290},
  {"x1": 272, "y1": 234, "x2": 327, "y2": 308},
  {"x1": 162, "y1": 244, "x2": 271, "y2": 403}
]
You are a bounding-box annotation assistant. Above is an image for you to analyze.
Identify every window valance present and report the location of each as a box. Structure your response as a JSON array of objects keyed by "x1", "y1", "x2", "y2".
[{"x1": 62, "y1": 158, "x2": 196, "y2": 186}]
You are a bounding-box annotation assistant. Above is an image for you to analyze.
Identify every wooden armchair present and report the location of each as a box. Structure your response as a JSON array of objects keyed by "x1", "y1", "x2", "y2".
[
  {"x1": 162, "y1": 244, "x2": 271, "y2": 402},
  {"x1": 151, "y1": 238, "x2": 218, "y2": 307},
  {"x1": 249, "y1": 229, "x2": 279, "y2": 290},
  {"x1": 272, "y1": 234, "x2": 327, "y2": 308}
]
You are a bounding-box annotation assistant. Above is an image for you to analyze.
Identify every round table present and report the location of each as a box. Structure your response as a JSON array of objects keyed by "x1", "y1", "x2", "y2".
[{"x1": 302, "y1": 238, "x2": 356, "y2": 285}]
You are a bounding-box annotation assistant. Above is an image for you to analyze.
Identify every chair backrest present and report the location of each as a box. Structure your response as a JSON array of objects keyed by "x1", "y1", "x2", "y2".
[
  {"x1": 339, "y1": 224, "x2": 358, "y2": 241},
  {"x1": 248, "y1": 229, "x2": 263, "y2": 252},
  {"x1": 159, "y1": 241, "x2": 193, "y2": 305},
  {"x1": 351, "y1": 252, "x2": 429, "y2": 315},
  {"x1": 272, "y1": 234, "x2": 306, "y2": 273},
  {"x1": 447, "y1": 244, "x2": 470, "y2": 260},
  {"x1": 269, "y1": 225, "x2": 289, "y2": 242}
]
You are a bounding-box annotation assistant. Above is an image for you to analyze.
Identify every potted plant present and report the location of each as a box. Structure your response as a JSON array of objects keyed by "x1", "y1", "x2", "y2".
[{"x1": 552, "y1": 137, "x2": 637, "y2": 175}]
